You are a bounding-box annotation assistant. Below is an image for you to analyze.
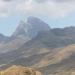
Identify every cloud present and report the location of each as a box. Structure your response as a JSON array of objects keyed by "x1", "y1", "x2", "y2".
[
  {"x1": 3, "y1": 0, "x2": 13, "y2": 2},
  {"x1": 0, "y1": 0, "x2": 75, "y2": 18},
  {"x1": 34, "y1": 0, "x2": 75, "y2": 3},
  {"x1": 53, "y1": 0, "x2": 75, "y2": 2},
  {"x1": 33, "y1": 0, "x2": 47, "y2": 3}
]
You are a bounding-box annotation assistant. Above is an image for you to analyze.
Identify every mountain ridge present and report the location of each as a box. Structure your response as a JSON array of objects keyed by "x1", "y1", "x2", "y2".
[
  {"x1": 0, "y1": 16, "x2": 51, "y2": 53},
  {"x1": 0, "y1": 17, "x2": 75, "y2": 75},
  {"x1": 0, "y1": 27, "x2": 75, "y2": 71},
  {"x1": 13, "y1": 16, "x2": 51, "y2": 38}
]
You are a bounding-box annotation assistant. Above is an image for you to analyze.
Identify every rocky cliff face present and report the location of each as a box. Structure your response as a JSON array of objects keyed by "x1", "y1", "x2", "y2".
[
  {"x1": 12, "y1": 20, "x2": 32, "y2": 37},
  {"x1": 27, "y1": 16, "x2": 51, "y2": 38},
  {"x1": 13, "y1": 16, "x2": 51, "y2": 38}
]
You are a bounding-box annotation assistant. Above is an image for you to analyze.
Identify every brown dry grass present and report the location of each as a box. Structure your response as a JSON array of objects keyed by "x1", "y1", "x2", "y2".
[{"x1": 0, "y1": 65, "x2": 42, "y2": 75}]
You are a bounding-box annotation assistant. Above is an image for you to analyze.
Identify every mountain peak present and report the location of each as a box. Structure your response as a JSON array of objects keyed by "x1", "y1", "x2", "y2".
[
  {"x1": 28, "y1": 16, "x2": 37, "y2": 19},
  {"x1": 12, "y1": 16, "x2": 51, "y2": 38},
  {"x1": 20, "y1": 20, "x2": 25, "y2": 25},
  {"x1": 27, "y1": 16, "x2": 39, "y2": 23},
  {"x1": 18, "y1": 20, "x2": 25, "y2": 29},
  {"x1": 28, "y1": 16, "x2": 36, "y2": 19}
]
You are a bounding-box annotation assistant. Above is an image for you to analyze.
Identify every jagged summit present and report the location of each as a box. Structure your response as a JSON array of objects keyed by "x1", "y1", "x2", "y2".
[
  {"x1": 12, "y1": 16, "x2": 51, "y2": 38},
  {"x1": 19, "y1": 20, "x2": 25, "y2": 28},
  {"x1": 0, "y1": 16, "x2": 50, "y2": 52},
  {"x1": 0, "y1": 33, "x2": 7, "y2": 42},
  {"x1": 15, "y1": 20, "x2": 26, "y2": 32},
  {"x1": 20, "y1": 20, "x2": 25, "y2": 23}
]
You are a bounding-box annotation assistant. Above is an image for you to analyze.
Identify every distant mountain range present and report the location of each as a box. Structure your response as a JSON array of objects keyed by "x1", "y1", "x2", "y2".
[
  {"x1": 0, "y1": 16, "x2": 75, "y2": 75},
  {"x1": 0, "y1": 16, "x2": 51, "y2": 53}
]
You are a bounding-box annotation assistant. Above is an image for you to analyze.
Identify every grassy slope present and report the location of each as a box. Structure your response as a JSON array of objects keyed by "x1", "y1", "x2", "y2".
[{"x1": 0, "y1": 65, "x2": 42, "y2": 75}]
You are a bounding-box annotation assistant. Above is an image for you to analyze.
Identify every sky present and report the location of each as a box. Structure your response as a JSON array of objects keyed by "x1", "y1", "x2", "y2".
[{"x1": 0, "y1": 0, "x2": 75, "y2": 36}]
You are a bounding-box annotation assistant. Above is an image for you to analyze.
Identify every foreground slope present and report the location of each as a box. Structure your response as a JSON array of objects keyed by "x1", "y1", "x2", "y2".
[
  {"x1": 1, "y1": 44, "x2": 75, "y2": 75},
  {"x1": 38, "y1": 44, "x2": 75, "y2": 75},
  {"x1": 0, "y1": 27, "x2": 75, "y2": 75},
  {"x1": 0, "y1": 65, "x2": 42, "y2": 75}
]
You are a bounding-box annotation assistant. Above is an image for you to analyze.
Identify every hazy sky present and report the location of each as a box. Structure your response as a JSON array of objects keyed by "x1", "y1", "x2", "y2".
[{"x1": 0, "y1": 0, "x2": 75, "y2": 36}]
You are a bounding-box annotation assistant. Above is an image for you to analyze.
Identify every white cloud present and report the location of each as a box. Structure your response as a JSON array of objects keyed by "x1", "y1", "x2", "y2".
[{"x1": 0, "y1": 0, "x2": 75, "y2": 18}]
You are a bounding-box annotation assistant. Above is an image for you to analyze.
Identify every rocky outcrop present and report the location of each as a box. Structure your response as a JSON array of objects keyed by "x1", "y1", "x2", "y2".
[{"x1": 0, "y1": 65, "x2": 42, "y2": 75}]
